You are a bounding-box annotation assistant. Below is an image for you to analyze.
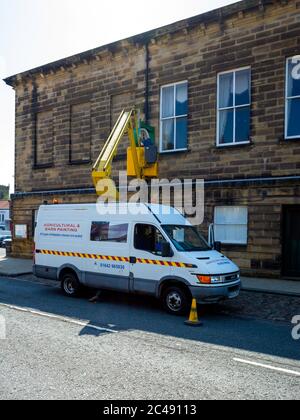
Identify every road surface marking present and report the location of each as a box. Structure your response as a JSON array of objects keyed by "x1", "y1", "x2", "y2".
[
  {"x1": 0, "y1": 303, "x2": 119, "y2": 334},
  {"x1": 234, "y1": 358, "x2": 300, "y2": 377}
]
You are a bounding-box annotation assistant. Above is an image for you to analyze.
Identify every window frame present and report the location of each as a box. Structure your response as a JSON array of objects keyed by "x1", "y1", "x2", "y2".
[
  {"x1": 159, "y1": 80, "x2": 189, "y2": 154},
  {"x1": 285, "y1": 57, "x2": 300, "y2": 140},
  {"x1": 217, "y1": 67, "x2": 251, "y2": 147},
  {"x1": 214, "y1": 206, "x2": 248, "y2": 246}
]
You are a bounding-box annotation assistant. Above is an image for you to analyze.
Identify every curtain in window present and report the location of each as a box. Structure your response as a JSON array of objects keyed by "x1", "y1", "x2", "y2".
[
  {"x1": 162, "y1": 86, "x2": 174, "y2": 118},
  {"x1": 219, "y1": 73, "x2": 233, "y2": 109},
  {"x1": 214, "y1": 207, "x2": 248, "y2": 245},
  {"x1": 219, "y1": 110, "x2": 233, "y2": 144},
  {"x1": 162, "y1": 119, "x2": 174, "y2": 151},
  {"x1": 176, "y1": 83, "x2": 188, "y2": 115}
]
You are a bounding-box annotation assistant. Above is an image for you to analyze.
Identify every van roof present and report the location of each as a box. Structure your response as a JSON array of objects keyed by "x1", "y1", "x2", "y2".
[{"x1": 38, "y1": 203, "x2": 190, "y2": 226}]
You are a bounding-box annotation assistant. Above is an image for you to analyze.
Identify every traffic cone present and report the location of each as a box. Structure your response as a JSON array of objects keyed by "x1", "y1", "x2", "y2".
[{"x1": 184, "y1": 299, "x2": 203, "y2": 327}]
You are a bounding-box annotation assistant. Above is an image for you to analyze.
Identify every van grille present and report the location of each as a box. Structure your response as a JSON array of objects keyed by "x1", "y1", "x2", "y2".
[{"x1": 222, "y1": 273, "x2": 240, "y2": 283}]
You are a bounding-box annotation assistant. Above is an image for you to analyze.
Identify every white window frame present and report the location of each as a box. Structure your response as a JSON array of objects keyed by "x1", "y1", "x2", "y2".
[
  {"x1": 285, "y1": 56, "x2": 300, "y2": 140},
  {"x1": 160, "y1": 81, "x2": 188, "y2": 153},
  {"x1": 214, "y1": 206, "x2": 248, "y2": 245},
  {"x1": 217, "y1": 67, "x2": 251, "y2": 147}
]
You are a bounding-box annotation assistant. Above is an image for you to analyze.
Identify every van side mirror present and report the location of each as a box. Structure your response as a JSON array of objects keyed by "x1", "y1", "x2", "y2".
[
  {"x1": 214, "y1": 241, "x2": 222, "y2": 252},
  {"x1": 162, "y1": 242, "x2": 173, "y2": 258}
]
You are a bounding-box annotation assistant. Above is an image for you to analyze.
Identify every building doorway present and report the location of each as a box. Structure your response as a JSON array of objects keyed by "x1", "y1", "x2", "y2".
[{"x1": 282, "y1": 206, "x2": 300, "y2": 279}]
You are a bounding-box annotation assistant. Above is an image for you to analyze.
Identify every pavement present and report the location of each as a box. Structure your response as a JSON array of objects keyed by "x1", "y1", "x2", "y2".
[
  {"x1": 0, "y1": 250, "x2": 32, "y2": 277},
  {"x1": 1, "y1": 250, "x2": 300, "y2": 297},
  {"x1": 0, "y1": 276, "x2": 299, "y2": 400},
  {"x1": 242, "y1": 277, "x2": 300, "y2": 297}
]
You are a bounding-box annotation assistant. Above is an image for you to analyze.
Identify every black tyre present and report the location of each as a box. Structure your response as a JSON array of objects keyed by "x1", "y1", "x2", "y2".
[
  {"x1": 61, "y1": 272, "x2": 81, "y2": 297},
  {"x1": 162, "y1": 286, "x2": 191, "y2": 316}
]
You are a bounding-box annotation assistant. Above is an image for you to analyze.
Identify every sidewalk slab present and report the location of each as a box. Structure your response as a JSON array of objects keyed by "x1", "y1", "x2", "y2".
[
  {"x1": 0, "y1": 256, "x2": 33, "y2": 277},
  {"x1": 241, "y1": 276, "x2": 300, "y2": 297}
]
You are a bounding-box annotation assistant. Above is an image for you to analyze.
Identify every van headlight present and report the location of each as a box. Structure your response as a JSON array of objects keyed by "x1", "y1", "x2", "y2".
[
  {"x1": 210, "y1": 276, "x2": 222, "y2": 284},
  {"x1": 196, "y1": 275, "x2": 222, "y2": 284}
]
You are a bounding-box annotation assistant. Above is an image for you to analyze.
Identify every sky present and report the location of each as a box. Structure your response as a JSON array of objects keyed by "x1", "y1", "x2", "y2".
[{"x1": 0, "y1": 0, "x2": 237, "y2": 193}]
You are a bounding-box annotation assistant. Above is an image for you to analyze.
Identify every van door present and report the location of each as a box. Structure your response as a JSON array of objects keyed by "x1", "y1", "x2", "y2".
[
  {"x1": 130, "y1": 223, "x2": 171, "y2": 295},
  {"x1": 85, "y1": 220, "x2": 131, "y2": 292}
]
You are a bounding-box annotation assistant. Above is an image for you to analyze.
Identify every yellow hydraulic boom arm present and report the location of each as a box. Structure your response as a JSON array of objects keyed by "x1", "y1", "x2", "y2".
[{"x1": 92, "y1": 108, "x2": 158, "y2": 197}]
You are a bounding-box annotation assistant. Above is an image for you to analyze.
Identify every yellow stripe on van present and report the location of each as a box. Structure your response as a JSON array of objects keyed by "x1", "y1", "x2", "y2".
[{"x1": 35, "y1": 250, "x2": 195, "y2": 269}]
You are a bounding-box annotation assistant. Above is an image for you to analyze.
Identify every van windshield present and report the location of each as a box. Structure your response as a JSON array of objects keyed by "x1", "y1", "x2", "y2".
[{"x1": 163, "y1": 225, "x2": 211, "y2": 252}]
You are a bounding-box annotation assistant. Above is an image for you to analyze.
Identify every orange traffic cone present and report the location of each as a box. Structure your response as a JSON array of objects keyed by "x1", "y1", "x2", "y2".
[{"x1": 184, "y1": 299, "x2": 203, "y2": 327}]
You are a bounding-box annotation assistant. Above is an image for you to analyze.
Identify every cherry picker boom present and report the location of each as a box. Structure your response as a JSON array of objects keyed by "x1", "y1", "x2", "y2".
[{"x1": 92, "y1": 108, "x2": 159, "y2": 199}]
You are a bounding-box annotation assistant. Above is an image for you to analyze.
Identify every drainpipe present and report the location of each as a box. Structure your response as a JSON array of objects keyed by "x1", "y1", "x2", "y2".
[
  {"x1": 31, "y1": 82, "x2": 38, "y2": 167},
  {"x1": 144, "y1": 42, "x2": 150, "y2": 125}
]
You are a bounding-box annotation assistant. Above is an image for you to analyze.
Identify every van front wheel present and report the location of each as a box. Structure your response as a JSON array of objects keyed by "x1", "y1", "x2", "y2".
[
  {"x1": 61, "y1": 272, "x2": 81, "y2": 297},
  {"x1": 162, "y1": 286, "x2": 191, "y2": 316}
]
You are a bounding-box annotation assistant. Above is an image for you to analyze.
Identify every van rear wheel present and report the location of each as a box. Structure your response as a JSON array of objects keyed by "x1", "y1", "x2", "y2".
[
  {"x1": 162, "y1": 286, "x2": 191, "y2": 316},
  {"x1": 61, "y1": 272, "x2": 81, "y2": 297}
]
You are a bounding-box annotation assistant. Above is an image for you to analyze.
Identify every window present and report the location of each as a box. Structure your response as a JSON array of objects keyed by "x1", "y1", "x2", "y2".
[
  {"x1": 134, "y1": 224, "x2": 167, "y2": 255},
  {"x1": 90, "y1": 222, "x2": 128, "y2": 243},
  {"x1": 163, "y1": 225, "x2": 210, "y2": 252},
  {"x1": 217, "y1": 68, "x2": 251, "y2": 146},
  {"x1": 286, "y1": 57, "x2": 300, "y2": 139},
  {"x1": 214, "y1": 207, "x2": 248, "y2": 245},
  {"x1": 160, "y1": 81, "x2": 188, "y2": 152},
  {"x1": 15, "y1": 224, "x2": 28, "y2": 240}
]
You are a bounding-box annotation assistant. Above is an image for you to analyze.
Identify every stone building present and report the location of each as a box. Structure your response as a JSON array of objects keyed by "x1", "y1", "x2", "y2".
[{"x1": 4, "y1": 0, "x2": 300, "y2": 279}]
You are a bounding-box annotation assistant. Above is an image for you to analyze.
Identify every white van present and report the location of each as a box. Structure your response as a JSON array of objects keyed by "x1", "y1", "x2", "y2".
[{"x1": 34, "y1": 203, "x2": 241, "y2": 315}]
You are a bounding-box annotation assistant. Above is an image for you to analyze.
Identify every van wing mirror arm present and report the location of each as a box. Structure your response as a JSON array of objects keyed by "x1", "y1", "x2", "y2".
[
  {"x1": 162, "y1": 242, "x2": 173, "y2": 258},
  {"x1": 208, "y1": 224, "x2": 215, "y2": 248}
]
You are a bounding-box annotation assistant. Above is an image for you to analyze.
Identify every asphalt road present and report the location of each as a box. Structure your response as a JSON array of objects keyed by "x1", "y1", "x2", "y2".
[{"x1": 0, "y1": 276, "x2": 299, "y2": 400}]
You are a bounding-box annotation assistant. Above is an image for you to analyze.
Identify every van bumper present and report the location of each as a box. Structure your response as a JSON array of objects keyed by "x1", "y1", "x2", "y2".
[
  {"x1": 189, "y1": 280, "x2": 241, "y2": 304},
  {"x1": 33, "y1": 264, "x2": 58, "y2": 281}
]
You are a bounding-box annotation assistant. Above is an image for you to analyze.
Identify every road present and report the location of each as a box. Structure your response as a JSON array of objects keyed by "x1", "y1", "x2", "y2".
[{"x1": 0, "y1": 276, "x2": 299, "y2": 400}]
